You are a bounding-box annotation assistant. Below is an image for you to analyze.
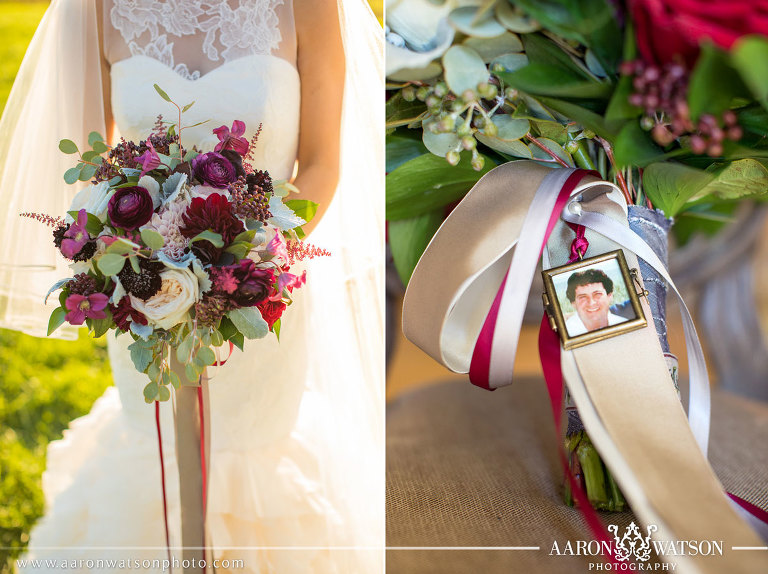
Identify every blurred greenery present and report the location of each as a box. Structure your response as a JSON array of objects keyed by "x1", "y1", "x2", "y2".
[{"x1": 0, "y1": 3, "x2": 111, "y2": 572}]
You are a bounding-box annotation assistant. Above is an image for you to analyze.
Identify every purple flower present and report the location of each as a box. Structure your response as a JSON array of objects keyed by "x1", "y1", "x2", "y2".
[
  {"x1": 61, "y1": 210, "x2": 91, "y2": 259},
  {"x1": 108, "y1": 186, "x2": 154, "y2": 230},
  {"x1": 192, "y1": 152, "x2": 238, "y2": 189},
  {"x1": 136, "y1": 140, "x2": 161, "y2": 176},
  {"x1": 231, "y1": 259, "x2": 275, "y2": 306},
  {"x1": 213, "y1": 120, "x2": 249, "y2": 156},
  {"x1": 64, "y1": 292, "x2": 109, "y2": 325}
]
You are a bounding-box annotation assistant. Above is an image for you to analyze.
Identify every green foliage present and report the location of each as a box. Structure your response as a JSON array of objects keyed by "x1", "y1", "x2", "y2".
[
  {"x1": 0, "y1": 329, "x2": 112, "y2": 570},
  {"x1": 389, "y1": 210, "x2": 444, "y2": 285}
]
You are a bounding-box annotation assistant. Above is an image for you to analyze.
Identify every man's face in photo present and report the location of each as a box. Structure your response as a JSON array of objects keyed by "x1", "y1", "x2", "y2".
[{"x1": 573, "y1": 282, "x2": 613, "y2": 331}]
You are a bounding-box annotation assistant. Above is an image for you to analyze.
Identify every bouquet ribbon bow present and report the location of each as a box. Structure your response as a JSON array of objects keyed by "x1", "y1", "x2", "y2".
[{"x1": 403, "y1": 161, "x2": 767, "y2": 572}]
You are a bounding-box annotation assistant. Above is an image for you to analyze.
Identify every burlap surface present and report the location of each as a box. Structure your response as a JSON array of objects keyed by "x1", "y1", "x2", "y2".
[{"x1": 386, "y1": 378, "x2": 768, "y2": 573}]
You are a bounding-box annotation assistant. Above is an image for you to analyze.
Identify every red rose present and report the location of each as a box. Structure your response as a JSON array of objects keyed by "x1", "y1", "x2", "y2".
[
  {"x1": 630, "y1": 0, "x2": 768, "y2": 66},
  {"x1": 258, "y1": 298, "x2": 286, "y2": 329}
]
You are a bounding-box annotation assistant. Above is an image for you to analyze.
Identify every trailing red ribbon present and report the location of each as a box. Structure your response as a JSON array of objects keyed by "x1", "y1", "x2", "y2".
[
  {"x1": 198, "y1": 385, "x2": 208, "y2": 563},
  {"x1": 155, "y1": 401, "x2": 172, "y2": 571},
  {"x1": 213, "y1": 341, "x2": 235, "y2": 367},
  {"x1": 468, "y1": 170, "x2": 624, "y2": 565}
]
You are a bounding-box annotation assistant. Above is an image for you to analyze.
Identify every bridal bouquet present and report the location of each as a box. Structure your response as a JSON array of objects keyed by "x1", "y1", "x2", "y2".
[{"x1": 25, "y1": 86, "x2": 325, "y2": 403}]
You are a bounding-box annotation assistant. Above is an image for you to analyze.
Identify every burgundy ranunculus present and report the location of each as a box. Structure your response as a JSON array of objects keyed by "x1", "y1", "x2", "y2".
[
  {"x1": 630, "y1": 0, "x2": 768, "y2": 67},
  {"x1": 230, "y1": 260, "x2": 275, "y2": 307},
  {"x1": 180, "y1": 193, "x2": 244, "y2": 264},
  {"x1": 192, "y1": 152, "x2": 237, "y2": 189},
  {"x1": 108, "y1": 186, "x2": 154, "y2": 230}
]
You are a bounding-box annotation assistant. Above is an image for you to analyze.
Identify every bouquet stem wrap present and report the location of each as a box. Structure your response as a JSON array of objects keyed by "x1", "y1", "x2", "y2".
[{"x1": 169, "y1": 356, "x2": 211, "y2": 573}]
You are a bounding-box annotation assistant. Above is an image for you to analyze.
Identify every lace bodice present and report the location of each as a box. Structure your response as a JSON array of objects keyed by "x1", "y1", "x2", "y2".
[{"x1": 104, "y1": 0, "x2": 297, "y2": 79}]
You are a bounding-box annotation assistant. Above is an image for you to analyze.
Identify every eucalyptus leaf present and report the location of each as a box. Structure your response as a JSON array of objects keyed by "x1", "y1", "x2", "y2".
[
  {"x1": 82, "y1": 150, "x2": 101, "y2": 162},
  {"x1": 79, "y1": 163, "x2": 98, "y2": 181},
  {"x1": 176, "y1": 335, "x2": 194, "y2": 363},
  {"x1": 443, "y1": 45, "x2": 489, "y2": 96},
  {"x1": 422, "y1": 130, "x2": 461, "y2": 157},
  {"x1": 495, "y1": 1, "x2": 541, "y2": 33},
  {"x1": 386, "y1": 152, "x2": 494, "y2": 220},
  {"x1": 143, "y1": 382, "x2": 159, "y2": 402},
  {"x1": 185, "y1": 363, "x2": 201, "y2": 384},
  {"x1": 59, "y1": 139, "x2": 78, "y2": 154},
  {"x1": 92, "y1": 141, "x2": 109, "y2": 154},
  {"x1": 449, "y1": 6, "x2": 506, "y2": 38},
  {"x1": 97, "y1": 253, "x2": 127, "y2": 276},
  {"x1": 389, "y1": 210, "x2": 444, "y2": 285},
  {"x1": 388, "y1": 62, "x2": 443, "y2": 83},
  {"x1": 157, "y1": 386, "x2": 171, "y2": 402},
  {"x1": 490, "y1": 53, "x2": 529, "y2": 74},
  {"x1": 228, "y1": 307, "x2": 269, "y2": 340},
  {"x1": 169, "y1": 371, "x2": 181, "y2": 389},
  {"x1": 47, "y1": 307, "x2": 67, "y2": 336},
  {"x1": 140, "y1": 229, "x2": 165, "y2": 250},
  {"x1": 475, "y1": 116, "x2": 532, "y2": 157},
  {"x1": 64, "y1": 167, "x2": 81, "y2": 185},
  {"x1": 88, "y1": 131, "x2": 104, "y2": 146},
  {"x1": 129, "y1": 255, "x2": 140, "y2": 274},
  {"x1": 463, "y1": 32, "x2": 523, "y2": 62},
  {"x1": 130, "y1": 321, "x2": 153, "y2": 340},
  {"x1": 197, "y1": 346, "x2": 217, "y2": 366},
  {"x1": 129, "y1": 340, "x2": 154, "y2": 373},
  {"x1": 642, "y1": 163, "x2": 716, "y2": 217}
]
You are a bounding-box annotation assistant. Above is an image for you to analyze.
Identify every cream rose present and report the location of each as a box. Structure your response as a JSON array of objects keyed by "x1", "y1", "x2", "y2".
[{"x1": 130, "y1": 267, "x2": 200, "y2": 329}]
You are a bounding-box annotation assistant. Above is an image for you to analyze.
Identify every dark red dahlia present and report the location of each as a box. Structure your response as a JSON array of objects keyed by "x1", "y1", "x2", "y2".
[
  {"x1": 180, "y1": 193, "x2": 244, "y2": 265},
  {"x1": 111, "y1": 296, "x2": 149, "y2": 332}
]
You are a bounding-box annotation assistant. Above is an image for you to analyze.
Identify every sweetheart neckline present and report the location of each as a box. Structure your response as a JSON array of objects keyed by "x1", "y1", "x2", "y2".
[{"x1": 111, "y1": 53, "x2": 299, "y2": 83}]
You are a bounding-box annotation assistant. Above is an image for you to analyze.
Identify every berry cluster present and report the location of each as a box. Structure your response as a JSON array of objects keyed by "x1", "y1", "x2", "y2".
[
  {"x1": 401, "y1": 76, "x2": 509, "y2": 171},
  {"x1": 229, "y1": 171, "x2": 273, "y2": 222},
  {"x1": 621, "y1": 59, "x2": 743, "y2": 157},
  {"x1": 67, "y1": 273, "x2": 100, "y2": 296},
  {"x1": 195, "y1": 293, "x2": 231, "y2": 327}
]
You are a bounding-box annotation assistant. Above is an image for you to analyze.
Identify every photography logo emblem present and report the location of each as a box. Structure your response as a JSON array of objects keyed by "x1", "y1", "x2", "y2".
[{"x1": 607, "y1": 522, "x2": 658, "y2": 562}]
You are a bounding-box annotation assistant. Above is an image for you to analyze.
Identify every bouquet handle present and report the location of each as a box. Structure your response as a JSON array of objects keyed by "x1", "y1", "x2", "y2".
[{"x1": 171, "y1": 355, "x2": 211, "y2": 573}]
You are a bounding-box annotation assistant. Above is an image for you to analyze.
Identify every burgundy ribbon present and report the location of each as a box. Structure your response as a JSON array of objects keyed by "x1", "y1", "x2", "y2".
[
  {"x1": 155, "y1": 401, "x2": 172, "y2": 571},
  {"x1": 467, "y1": 170, "x2": 624, "y2": 565}
]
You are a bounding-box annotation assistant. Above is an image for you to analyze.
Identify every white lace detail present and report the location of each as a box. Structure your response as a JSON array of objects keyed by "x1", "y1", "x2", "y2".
[{"x1": 110, "y1": 0, "x2": 285, "y2": 80}]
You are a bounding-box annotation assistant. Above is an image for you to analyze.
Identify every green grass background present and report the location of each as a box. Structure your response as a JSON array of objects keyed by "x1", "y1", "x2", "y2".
[{"x1": 0, "y1": 1, "x2": 383, "y2": 572}]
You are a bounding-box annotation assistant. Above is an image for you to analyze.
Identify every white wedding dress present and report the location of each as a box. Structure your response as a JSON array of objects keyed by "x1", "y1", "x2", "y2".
[{"x1": 7, "y1": 1, "x2": 384, "y2": 573}]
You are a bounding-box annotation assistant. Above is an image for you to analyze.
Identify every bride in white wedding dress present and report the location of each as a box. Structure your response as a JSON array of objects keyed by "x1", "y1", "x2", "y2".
[{"x1": 0, "y1": 1, "x2": 383, "y2": 572}]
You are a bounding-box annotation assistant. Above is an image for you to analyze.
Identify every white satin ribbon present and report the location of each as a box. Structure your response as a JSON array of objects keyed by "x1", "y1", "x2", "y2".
[{"x1": 561, "y1": 206, "x2": 711, "y2": 456}]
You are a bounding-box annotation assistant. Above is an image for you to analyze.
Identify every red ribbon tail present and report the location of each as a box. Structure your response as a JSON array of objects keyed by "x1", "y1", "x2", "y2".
[
  {"x1": 198, "y1": 385, "x2": 208, "y2": 563},
  {"x1": 155, "y1": 401, "x2": 172, "y2": 571}
]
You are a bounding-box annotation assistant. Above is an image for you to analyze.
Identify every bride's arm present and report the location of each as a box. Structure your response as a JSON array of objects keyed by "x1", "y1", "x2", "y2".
[
  {"x1": 95, "y1": 0, "x2": 115, "y2": 144},
  {"x1": 293, "y1": 0, "x2": 346, "y2": 236}
]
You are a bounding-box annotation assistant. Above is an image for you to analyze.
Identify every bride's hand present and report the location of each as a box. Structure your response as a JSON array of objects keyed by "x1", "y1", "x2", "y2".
[{"x1": 293, "y1": 0, "x2": 346, "y2": 236}]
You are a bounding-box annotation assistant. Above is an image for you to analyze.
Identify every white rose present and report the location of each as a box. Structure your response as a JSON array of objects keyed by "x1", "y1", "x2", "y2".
[
  {"x1": 130, "y1": 267, "x2": 200, "y2": 330},
  {"x1": 138, "y1": 175, "x2": 162, "y2": 209},
  {"x1": 69, "y1": 181, "x2": 114, "y2": 220}
]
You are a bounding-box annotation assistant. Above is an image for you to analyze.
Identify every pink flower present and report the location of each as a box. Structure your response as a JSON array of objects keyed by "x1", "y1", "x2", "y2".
[
  {"x1": 136, "y1": 140, "x2": 162, "y2": 176},
  {"x1": 61, "y1": 210, "x2": 91, "y2": 259},
  {"x1": 64, "y1": 292, "x2": 109, "y2": 325},
  {"x1": 265, "y1": 230, "x2": 288, "y2": 263},
  {"x1": 213, "y1": 120, "x2": 249, "y2": 156},
  {"x1": 276, "y1": 271, "x2": 306, "y2": 298}
]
